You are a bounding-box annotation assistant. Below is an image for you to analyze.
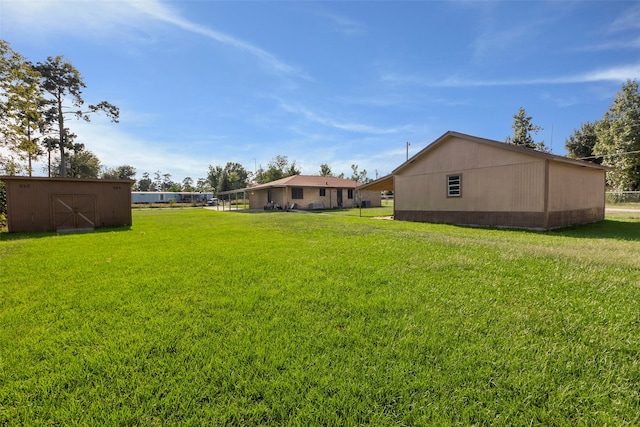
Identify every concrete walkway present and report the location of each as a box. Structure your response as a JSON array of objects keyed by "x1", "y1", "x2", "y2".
[{"x1": 606, "y1": 208, "x2": 640, "y2": 212}]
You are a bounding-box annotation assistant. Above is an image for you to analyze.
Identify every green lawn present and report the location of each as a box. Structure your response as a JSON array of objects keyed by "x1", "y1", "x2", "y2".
[{"x1": 1, "y1": 208, "x2": 639, "y2": 425}]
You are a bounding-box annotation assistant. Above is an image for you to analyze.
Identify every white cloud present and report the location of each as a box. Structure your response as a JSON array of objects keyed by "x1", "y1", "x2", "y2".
[
  {"x1": 381, "y1": 64, "x2": 640, "y2": 88},
  {"x1": 130, "y1": 1, "x2": 306, "y2": 78},
  {"x1": 580, "y1": 36, "x2": 640, "y2": 52},
  {"x1": 608, "y1": 3, "x2": 640, "y2": 33},
  {"x1": 1, "y1": 0, "x2": 306, "y2": 79},
  {"x1": 278, "y1": 101, "x2": 409, "y2": 135},
  {"x1": 317, "y1": 11, "x2": 366, "y2": 37},
  {"x1": 0, "y1": 0, "x2": 153, "y2": 38}
]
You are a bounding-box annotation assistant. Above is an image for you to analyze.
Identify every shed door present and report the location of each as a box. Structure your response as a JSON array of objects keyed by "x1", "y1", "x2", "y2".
[{"x1": 52, "y1": 194, "x2": 96, "y2": 230}]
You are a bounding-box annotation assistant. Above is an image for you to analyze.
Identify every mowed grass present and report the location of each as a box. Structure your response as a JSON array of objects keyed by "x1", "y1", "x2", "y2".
[{"x1": 1, "y1": 208, "x2": 640, "y2": 426}]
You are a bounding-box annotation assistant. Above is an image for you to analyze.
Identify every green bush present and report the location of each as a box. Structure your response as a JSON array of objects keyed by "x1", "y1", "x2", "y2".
[{"x1": 606, "y1": 191, "x2": 640, "y2": 203}]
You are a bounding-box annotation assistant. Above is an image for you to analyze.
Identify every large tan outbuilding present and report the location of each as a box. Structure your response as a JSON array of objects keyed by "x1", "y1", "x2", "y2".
[
  {"x1": 1, "y1": 176, "x2": 132, "y2": 233},
  {"x1": 379, "y1": 131, "x2": 609, "y2": 230}
]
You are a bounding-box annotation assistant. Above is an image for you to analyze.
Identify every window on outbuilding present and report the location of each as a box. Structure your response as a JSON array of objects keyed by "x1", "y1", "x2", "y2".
[
  {"x1": 347, "y1": 189, "x2": 354, "y2": 199},
  {"x1": 447, "y1": 174, "x2": 462, "y2": 197},
  {"x1": 292, "y1": 187, "x2": 304, "y2": 199},
  {"x1": 319, "y1": 188, "x2": 326, "y2": 197}
]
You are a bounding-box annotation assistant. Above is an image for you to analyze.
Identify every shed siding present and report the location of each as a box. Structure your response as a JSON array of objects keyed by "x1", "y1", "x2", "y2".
[
  {"x1": 401, "y1": 136, "x2": 544, "y2": 175},
  {"x1": 548, "y1": 162, "x2": 605, "y2": 212},
  {"x1": 3, "y1": 177, "x2": 131, "y2": 233},
  {"x1": 392, "y1": 132, "x2": 608, "y2": 230},
  {"x1": 396, "y1": 157, "x2": 546, "y2": 212},
  {"x1": 545, "y1": 162, "x2": 605, "y2": 227},
  {"x1": 394, "y1": 210, "x2": 548, "y2": 229}
]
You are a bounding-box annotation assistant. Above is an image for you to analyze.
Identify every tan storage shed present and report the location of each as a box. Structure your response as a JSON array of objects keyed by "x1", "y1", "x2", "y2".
[
  {"x1": 1, "y1": 176, "x2": 132, "y2": 233},
  {"x1": 387, "y1": 131, "x2": 609, "y2": 230}
]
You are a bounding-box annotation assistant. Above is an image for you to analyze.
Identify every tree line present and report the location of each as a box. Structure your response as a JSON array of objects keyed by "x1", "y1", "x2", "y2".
[{"x1": 149, "y1": 156, "x2": 371, "y2": 195}]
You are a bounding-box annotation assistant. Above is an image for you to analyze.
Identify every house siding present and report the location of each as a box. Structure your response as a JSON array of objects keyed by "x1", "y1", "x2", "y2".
[{"x1": 247, "y1": 184, "x2": 381, "y2": 210}]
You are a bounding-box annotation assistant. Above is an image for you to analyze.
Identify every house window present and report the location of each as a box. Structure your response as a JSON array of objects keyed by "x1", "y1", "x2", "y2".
[
  {"x1": 347, "y1": 189, "x2": 354, "y2": 199},
  {"x1": 159, "y1": 194, "x2": 165, "y2": 201},
  {"x1": 319, "y1": 188, "x2": 326, "y2": 197},
  {"x1": 447, "y1": 174, "x2": 462, "y2": 197},
  {"x1": 292, "y1": 187, "x2": 304, "y2": 199}
]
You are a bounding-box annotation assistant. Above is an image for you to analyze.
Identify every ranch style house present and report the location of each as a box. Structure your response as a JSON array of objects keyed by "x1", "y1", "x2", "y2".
[{"x1": 224, "y1": 175, "x2": 382, "y2": 210}]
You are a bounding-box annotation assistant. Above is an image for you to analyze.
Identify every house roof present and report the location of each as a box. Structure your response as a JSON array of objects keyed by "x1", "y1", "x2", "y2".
[
  {"x1": 393, "y1": 130, "x2": 611, "y2": 174},
  {"x1": 249, "y1": 175, "x2": 361, "y2": 190}
]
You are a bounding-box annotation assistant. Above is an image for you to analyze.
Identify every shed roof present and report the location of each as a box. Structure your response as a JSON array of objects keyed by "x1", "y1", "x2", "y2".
[
  {"x1": 357, "y1": 174, "x2": 393, "y2": 192},
  {"x1": 0, "y1": 176, "x2": 134, "y2": 184},
  {"x1": 393, "y1": 131, "x2": 611, "y2": 174}
]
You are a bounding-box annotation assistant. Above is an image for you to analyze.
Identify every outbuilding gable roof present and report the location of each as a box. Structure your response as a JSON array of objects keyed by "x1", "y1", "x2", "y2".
[{"x1": 393, "y1": 131, "x2": 610, "y2": 174}]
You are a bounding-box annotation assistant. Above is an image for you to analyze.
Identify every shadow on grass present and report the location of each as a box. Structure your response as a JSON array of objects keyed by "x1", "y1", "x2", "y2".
[
  {"x1": 0, "y1": 226, "x2": 132, "y2": 241},
  {"x1": 547, "y1": 219, "x2": 640, "y2": 241},
  {"x1": 449, "y1": 219, "x2": 640, "y2": 241}
]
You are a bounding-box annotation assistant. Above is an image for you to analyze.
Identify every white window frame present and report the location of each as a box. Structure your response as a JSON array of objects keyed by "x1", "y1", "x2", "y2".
[{"x1": 447, "y1": 174, "x2": 462, "y2": 197}]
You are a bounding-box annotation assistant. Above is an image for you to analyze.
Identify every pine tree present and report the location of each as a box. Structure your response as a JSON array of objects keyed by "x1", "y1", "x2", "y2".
[{"x1": 506, "y1": 107, "x2": 548, "y2": 152}]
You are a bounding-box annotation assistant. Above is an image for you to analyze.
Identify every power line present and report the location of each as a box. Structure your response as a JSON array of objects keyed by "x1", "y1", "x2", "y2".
[{"x1": 578, "y1": 150, "x2": 640, "y2": 160}]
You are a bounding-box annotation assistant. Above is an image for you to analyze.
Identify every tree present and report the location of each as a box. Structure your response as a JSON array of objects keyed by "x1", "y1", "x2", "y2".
[
  {"x1": 565, "y1": 122, "x2": 602, "y2": 164},
  {"x1": 102, "y1": 164, "x2": 136, "y2": 181},
  {"x1": 350, "y1": 164, "x2": 370, "y2": 183},
  {"x1": 255, "y1": 155, "x2": 300, "y2": 184},
  {"x1": 207, "y1": 165, "x2": 223, "y2": 194},
  {"x1": 196, "y1": 178, "x2": 211, "y2": 192},
  {"x1": 53, "y1": 145, "x2": 101, "y2": 178},
  {"x1": 319, "y1": 163, "x2": 334, "y2": 177},
  {"x1": 168, "y1": 182, "x2": 182, "y2": 192},
  {"x1": 153, "y1": 171, "x2": 163, "y2": 191},
  {"x1": 162, "y1": 173, "x2": 173, "y2": 191},
  {"x1": 0, "y1": 153, "x2": 23, "y2": 176},
  {"x1": 115, "y1": 165, "x2": 136, "y2": 181},
  {"x1": 137, "y1": 172, "x2": 153, "y2": 191},
  {"x1": 34, "y1": 56, "x2": 119, "y2": 177},
  {"x1": 182, "y1": 177, "x2": 194, "y2": 192},
  {"x1": 224, "y1": 163, "x2": 249, "y2": 190},
  {"x1": 0, "y1": 40, "x2": 46, "y2": 176},
  {"x1": 506, "y1": 107, "x2": 547, "y2": 151},
  {"x1": 593, "y1": 79, "x2": 640, "y2": 191},
  {"x1": 207, "y1": 162, "x2": 250, "y2": 192}
]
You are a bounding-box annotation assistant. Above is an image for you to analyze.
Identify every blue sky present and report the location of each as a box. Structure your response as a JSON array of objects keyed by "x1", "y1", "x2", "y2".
[{"x1": 2, "y1": 0, "x2": 640, "y2": 182}]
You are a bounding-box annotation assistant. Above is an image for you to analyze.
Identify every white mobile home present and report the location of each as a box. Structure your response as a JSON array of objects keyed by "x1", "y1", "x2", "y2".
[{"x1": 132, "y1": 192, "x2": 214, "y2": 204}]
